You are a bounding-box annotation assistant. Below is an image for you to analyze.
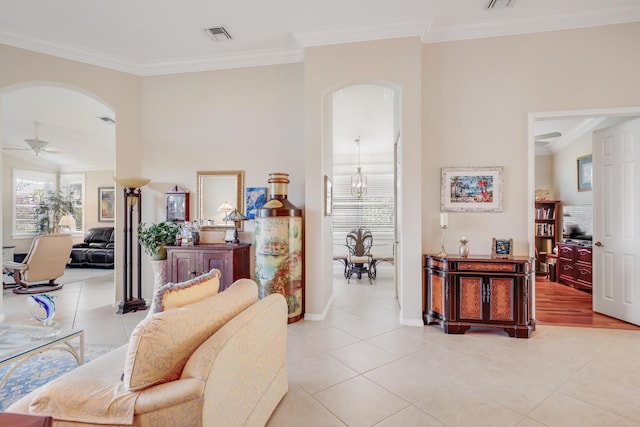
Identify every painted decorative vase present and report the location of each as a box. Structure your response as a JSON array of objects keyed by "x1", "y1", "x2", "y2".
[
  {"x1": 459, "y1": 238, "x2": 469, "y2": 257},
  {"x1": 255, "y1": 173, "x2": 304, "y2": 324}
]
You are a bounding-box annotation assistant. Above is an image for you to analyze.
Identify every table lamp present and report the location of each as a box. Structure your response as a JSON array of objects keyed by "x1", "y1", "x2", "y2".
[{"x1": 223, "y1": 209, "x2": 248, "y2": 245}]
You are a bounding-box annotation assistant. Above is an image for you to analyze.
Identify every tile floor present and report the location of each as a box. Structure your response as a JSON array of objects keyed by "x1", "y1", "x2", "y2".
[{"x1": 2, "y1": 266, "x2": 640, "y2": 426}]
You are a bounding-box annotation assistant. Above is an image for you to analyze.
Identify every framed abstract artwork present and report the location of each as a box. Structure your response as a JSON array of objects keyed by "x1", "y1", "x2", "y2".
[
  {"x1": 441, "y1": 166, "x2": 504, "y2": 212},
  {"x1": 245, "y1": 187, "x2": 267, "y2": 220},
  {"x1": 98, "y1": 187, "x2": 115, "y2": 222}
]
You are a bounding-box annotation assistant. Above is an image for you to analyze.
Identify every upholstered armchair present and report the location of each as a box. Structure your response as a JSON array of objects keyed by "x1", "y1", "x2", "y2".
[{"x1": 4, "y1": 234, "x2": 73, "y2": 294}]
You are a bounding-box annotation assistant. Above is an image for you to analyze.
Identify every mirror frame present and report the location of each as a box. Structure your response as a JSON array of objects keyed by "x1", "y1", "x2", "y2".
[{"x1": 197, "y1": 170, "x2": 245, "y2": 231}]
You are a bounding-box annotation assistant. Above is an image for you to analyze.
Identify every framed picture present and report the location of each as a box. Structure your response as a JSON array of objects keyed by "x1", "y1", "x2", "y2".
[
  {"x1": 492, "y1": 238, "x2": 513, "y2": 258},
  {"x1": 441, "y1": 166, "x2": 503, "y2": 212},
  {"x1": 166, "y1": 186, "x2": 189, "y2": 222},
  {"x1": 245, "y1": 187, "x2": 267, "y2": 220},
  {"x1": 98, "y1": 187, "x2": 115, "y2": 222},
  {"x1": 324, "y1": 175, "x2": 333, "y2": 216},
  {"x1": 577, "y1": 154, "x2": 592, "y2": 192}
]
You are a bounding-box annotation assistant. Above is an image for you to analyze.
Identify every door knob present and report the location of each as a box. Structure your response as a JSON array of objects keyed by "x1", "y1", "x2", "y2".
[{"x1": 594, "y1": 242, "x2": 603, "y2": 247}]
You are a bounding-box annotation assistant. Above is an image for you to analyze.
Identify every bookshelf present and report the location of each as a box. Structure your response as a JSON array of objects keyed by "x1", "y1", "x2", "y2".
[{"x1": 534, "y1": 200, "x2": 560, "y2": 274}]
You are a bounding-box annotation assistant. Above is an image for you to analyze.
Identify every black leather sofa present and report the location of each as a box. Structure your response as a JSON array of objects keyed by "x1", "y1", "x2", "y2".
[{"x1": 69, "y1": 227, "x2": 114, "y2": 268}]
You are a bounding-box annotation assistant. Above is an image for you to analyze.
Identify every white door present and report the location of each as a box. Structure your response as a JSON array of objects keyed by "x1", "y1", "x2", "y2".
[{"x1": 593, "y1": 117, "x2": 640, "y2": 326}]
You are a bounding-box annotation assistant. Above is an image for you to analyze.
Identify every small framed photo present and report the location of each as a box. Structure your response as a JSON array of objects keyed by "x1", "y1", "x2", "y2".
[
  {"x1": 441, "y1": 166, "x2": 504, "y2": 212},
  {"x1": 98, "y1": 187, "x2": 115, "y2": 222},
  {"x1": 324, "y1": 175, "x2": 333, "y2": 216},
  {"x1": 577, "y1": 154, "x2": 592, "y2": 192},
  {"x1": 492, "y1": 238, "x2": 513, "y2": 258},
  {"x1": 166, "y1": 185, "x2": 189, "y2": 222}
]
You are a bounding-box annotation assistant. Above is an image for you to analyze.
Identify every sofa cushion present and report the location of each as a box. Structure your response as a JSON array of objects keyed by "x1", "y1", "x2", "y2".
[
  {"x1": 150, "y1": 268, "x2": 221, "y2": 314},
  {"x1": 123, "y1": 278, "x2": 258, "y2": 391}
]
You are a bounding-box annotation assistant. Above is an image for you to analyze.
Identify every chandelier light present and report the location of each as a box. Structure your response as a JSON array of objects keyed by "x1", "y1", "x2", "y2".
[{"x1": 351, "y1": 137, "x2": 367, "y2": 198}]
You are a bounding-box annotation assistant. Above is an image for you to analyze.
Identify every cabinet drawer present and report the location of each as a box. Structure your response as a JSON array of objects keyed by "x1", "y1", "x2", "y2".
[
  {"x1": 558, "y1": 245, "x2": 575, "y2": 259},
  {"x1": 559, "y1": 263, "x2": 575, "y2": 280},
  {"x1": 575, "y1": 247, "x2": 592, "y2": 264},
  {"x1": 575, "y1": 265, "x2": 592, "y2": 286}
]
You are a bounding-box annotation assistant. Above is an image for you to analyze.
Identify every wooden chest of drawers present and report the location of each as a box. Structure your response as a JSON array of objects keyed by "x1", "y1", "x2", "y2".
[{"x1": 556, "y1": 242, "x2": 592, "y2": 292}]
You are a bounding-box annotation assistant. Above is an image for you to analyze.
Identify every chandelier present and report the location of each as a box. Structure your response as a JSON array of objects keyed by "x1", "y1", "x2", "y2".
[{"x1": 351, "y1": 137, "x2": 367, "y2": 198}]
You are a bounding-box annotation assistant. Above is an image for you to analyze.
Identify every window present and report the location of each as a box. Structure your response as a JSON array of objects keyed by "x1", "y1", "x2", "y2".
[
  {"x1": 60, "y1": 173, "x2": 85, "y2": 233},
  {"x1": 332, "y1": 173, "x2": 395, "y2": 237},
  {"x1": 13, "y1": 169, "x2": 56, "y2": 236}
]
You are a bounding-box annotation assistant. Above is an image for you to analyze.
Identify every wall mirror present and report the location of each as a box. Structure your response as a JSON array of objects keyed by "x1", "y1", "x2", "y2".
[{"x1": 197, "y1": 170, "x2": 245, "y2": 231}]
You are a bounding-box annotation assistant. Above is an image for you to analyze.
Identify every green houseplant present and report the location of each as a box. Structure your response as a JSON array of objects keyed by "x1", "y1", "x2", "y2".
[
  {"x1": 138, "y1": 220, "x2": 180, "y2": 260},
  {"x1": 36, "y1": 191, "x2": 76, "y2": 234}
]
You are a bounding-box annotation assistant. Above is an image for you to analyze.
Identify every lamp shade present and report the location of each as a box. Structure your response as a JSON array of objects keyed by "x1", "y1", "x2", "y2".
[
  {"x1": 113, "y1": 177, "x2": 151, "y2": 189},
  {"x1": 217, "y1": 201, "x2": 234, "y2": 212},
  {"x1": 58, "y1": 214, "x2": 76, "y2": 228},
  {"x1": 223, "y1": 209, "x2": 248, "y2": 222}
]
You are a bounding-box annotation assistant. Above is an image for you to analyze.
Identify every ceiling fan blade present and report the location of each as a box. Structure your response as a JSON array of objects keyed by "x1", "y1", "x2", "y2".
[
  {"x1": 3, "y1": 145, "x2": 31, "y2": 151},
  {"x1": 535, "y1": 131, "x2": 562, "y2": 140}
]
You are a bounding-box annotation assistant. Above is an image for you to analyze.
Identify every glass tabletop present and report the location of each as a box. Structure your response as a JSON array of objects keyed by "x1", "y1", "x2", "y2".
[{"x1": 0, "y1": 322, "x2": 83, "y2": 365}]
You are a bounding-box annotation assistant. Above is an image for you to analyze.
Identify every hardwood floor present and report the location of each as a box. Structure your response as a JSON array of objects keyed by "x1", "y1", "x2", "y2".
[{"x1": 535, "y1": 276, "x2": 640, "y2": 330}]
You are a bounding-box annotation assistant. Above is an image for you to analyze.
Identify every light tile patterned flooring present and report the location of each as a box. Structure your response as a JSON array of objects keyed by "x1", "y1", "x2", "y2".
[{"x1": 3, "y1": 266, "x2": 640, "y2": 426}]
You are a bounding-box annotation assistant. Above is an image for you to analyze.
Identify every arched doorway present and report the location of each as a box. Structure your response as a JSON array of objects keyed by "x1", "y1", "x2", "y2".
[
  {"x1": 331, "y1": 83, "x2": 399, "y2": 303},
  {"x1": 0, "y1": 83, "x2": 116, "y2": 317}
]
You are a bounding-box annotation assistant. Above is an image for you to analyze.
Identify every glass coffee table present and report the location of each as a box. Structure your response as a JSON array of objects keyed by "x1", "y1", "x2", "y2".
[{"x1": 0, "y1": 323, "x2": 84, "y2": 388}]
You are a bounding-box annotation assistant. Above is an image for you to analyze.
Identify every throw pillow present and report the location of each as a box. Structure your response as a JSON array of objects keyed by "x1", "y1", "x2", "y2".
[
  {"x1": 150, "y1": 268, "x2": 221, "y2": 314},
  {"x1": 123, "y1": 278, "x2": 258, "y2": 391}
]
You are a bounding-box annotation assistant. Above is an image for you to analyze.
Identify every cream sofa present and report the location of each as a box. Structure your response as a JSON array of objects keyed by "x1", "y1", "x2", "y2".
[{"x1": 8, "y1": 272, "x2": 288, "y2": 426}]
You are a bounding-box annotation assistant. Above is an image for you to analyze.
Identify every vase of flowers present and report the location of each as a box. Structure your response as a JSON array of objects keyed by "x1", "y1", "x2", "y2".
[{"x1": 459, "y1": 237, "x2": 469, "y2": 257}]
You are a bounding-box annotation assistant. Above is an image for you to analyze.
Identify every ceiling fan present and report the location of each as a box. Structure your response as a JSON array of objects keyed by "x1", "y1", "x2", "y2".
[
  {"x1": 534, "y1": 131, "x2": 562, "y2": 147},
  {"x1": 3, "y1": 121, "x2": 60, "y2": 156}
]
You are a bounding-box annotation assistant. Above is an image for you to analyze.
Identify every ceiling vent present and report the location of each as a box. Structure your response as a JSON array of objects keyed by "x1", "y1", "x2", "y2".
[
  {"x1": 205, "y1": 27, "x2": 232, "y2": 42},
  {"x1": 487, "y1": 0, "x2": 514, "y2": 9}
]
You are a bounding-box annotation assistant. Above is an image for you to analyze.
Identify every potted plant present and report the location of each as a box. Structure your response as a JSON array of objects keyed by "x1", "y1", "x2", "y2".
[
  {"x1": 36, "y1": 191, "x2": 76, "y2": 234},
  {"x1": 138, "y1": 220, "x2": 180, "y2": 260}
]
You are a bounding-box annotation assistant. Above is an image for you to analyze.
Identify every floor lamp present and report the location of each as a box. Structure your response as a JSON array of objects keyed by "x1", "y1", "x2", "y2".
[{"x1": 114, "y1": 177, "x2": 150, "y2": 314}]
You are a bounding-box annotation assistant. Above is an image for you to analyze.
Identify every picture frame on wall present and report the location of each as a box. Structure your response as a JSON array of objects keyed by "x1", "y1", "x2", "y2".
[
  {"x1": 577, "y1": 154, "x2": 592, "y2": 192},
  {"x1": 98, "y1": 187, "x2": 115, "y2": 222},
  {"x1": 324, "y1": 175, "x2": 333, "y2": 216},
  {"x1": 166, "y1": 185, "x2": 189, "y2": 222},
  {"x1": 245, "y1": 187, "x2": 267, "y2": 220},
  {"x1": 441, "y1": 166, "x2": 504, "y2": 212},
  {"x1": 491, "y1": 238, "x2": 513, "y2": 258}
]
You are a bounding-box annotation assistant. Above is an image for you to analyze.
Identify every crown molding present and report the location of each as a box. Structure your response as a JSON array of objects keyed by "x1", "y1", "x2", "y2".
[
  {"x1": 292, "y1": 19, "x2": 432, "y2": 48},
  {"x1": 135, "y1": 48, "x2": 304, "y2": 76},
  {"x1": 424, "y1": 5, "x2": 640, "y2": 43}
]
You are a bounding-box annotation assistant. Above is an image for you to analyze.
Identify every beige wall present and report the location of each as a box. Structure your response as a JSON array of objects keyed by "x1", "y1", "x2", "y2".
[
  {"x1": 535, "y1": 155, "x2": 555, "y2": 199},
  {"x1": 139, "y1": 64, "x2": 305, "y2": 294},
  {"x1": 422, "y1": 23, "x2": 640, "y2": 260},
  {"x1": 1, "y1": 22, "x2": 640, "y2": 324},
  {"x1": 553, "y1": 133, "x2": 594, "y2": 206},
  {"x1": 303, "y1": 37, "x2": 423, "y2": 324}
]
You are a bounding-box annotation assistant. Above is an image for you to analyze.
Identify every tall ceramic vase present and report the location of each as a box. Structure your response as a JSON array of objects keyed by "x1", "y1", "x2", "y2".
[{"x1": 255, "y1": 173, "x2": 304, "y2": 323}]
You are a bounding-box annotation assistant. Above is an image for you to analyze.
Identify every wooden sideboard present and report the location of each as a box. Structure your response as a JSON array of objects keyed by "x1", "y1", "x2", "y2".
[
  {"x1": 165, "y1": 243, "x2": 251, "y2": 291},
  {"x1": 423, "y1": 254, "x2": 535, "y2": 338},
  {"x1": 556, "y1": 242, "x2": 592, "y2": 292}
]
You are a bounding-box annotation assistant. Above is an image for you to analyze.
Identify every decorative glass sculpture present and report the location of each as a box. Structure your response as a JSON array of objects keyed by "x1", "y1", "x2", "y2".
[{"x1": 28, "y1": 294, "x2": 61, "y2": 338}]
